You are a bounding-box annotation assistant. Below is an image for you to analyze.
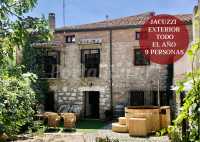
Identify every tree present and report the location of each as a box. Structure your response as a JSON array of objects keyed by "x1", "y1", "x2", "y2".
[
  {"x1": 168, "y1": 5, "x2": 200, "y2": 141},
  {"x1": 0, "y1": 0, "x2": 51, "y2": 136},
  {"x1": 169, "y1": 42, "x2": 200, "y2": 142}
]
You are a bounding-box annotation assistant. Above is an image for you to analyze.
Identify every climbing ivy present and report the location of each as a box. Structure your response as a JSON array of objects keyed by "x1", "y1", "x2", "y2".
[
  {"x1": 169, "y1": 41, "x2": 200, "y2": 142},
  {"x1": 20, "y1": 16, "x2": 51, "y2": 104}
]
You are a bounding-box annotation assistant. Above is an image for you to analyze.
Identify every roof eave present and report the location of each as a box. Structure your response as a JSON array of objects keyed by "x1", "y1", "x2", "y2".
[
  {"x1": 55, "y1": 21, "x2": 192, "y2": 33},
  {"x1": 55, "y1": 24, "x2": 143, "y2": 33}
]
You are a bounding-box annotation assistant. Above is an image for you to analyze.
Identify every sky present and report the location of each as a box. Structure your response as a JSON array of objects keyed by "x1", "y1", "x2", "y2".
[{"x1": 26, "y1": 0, "x2": 197, "y2": 28}]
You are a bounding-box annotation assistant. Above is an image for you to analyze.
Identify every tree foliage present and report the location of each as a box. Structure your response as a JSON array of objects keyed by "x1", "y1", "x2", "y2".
[
  {"x1": 167, "y1": 7, "x2": 200, "y2": 141},
  {"x1": 169, "y1": 42, "x2": 200, "y2": 142},
  {"x1": 0, "y1": 0, "x2": 51, "y2": 136},
  {"x1": 0, "y1": 73, "x2": 37, "y2": 136}
]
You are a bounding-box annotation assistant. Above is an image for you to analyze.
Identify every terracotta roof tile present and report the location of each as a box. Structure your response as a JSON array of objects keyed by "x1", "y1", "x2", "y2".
[{"x1": 56, "y1": 12, "x2": 192, "y2": 32}]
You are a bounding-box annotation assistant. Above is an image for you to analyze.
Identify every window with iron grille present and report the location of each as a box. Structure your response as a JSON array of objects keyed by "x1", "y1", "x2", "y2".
[
  {"x1": 65, "y1": 35, "x2": 75, "y2": 43},
  {"x1": 134, "y1": 49, "x2": 150, "y2": 66},
  {"x1": 81, "y1": 49, "x2": 100, "y2": 77},
  {"x1": 37, "y1": 50, "x2": 60, "y2": 78},
  {"x1": 135, "y1": 32, "x2": 140, "y2": 40},
  {"x1": 152, "y1": 91, "x2": 169, "y2": 106},
  {"x1": 130, "y1": 91, "x2": 159, "y2": 106},
  {"x1": 135, "y1": 32, "x2": 148, "y2": 40},
  {"x1": 130, "y1": 91, "x2": 144, "y2": 106}
]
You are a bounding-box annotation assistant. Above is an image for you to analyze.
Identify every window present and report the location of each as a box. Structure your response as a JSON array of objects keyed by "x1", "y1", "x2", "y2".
[
  {"x1": 135, "y1": 32, "x2": 148, "y2": 40},
  {"x1": 130, "y1": 91, "x2": 144, "y2": 106},
  {"x1": 153, "y1": 91, "x2": 168, "y2": 106},
  {"x1": 81, "y1": 49, "x2": 100, "y2": 77},
  {"x1": 37, "y1": 50, "x2": 60, "y2": 78},
  {"x1": 130, "y1": 91, "x2": 164, "y2": 106},
  {"x1": 65, "y1": 35, "x2": 75, "y2": 43},
  {"x1": 135, "y1": 32, "x2": 140, "y2": 40},
  {"x1": 134, "y1": 49, "x2": 150, "y2": 66}
]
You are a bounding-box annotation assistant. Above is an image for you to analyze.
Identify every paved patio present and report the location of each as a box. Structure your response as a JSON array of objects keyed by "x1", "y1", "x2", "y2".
[{"x1": 16, "y1": 126, "x2": 170, "y2": 142}]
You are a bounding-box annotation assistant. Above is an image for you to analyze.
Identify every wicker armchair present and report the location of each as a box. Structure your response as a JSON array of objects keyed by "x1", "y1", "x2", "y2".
[
  {"x1": 43, "y1": 112, "x2": 57, "y2": 119},
  {"x1": 47, "y1": 113, "x2": 61, "y2": 128},
  {"x1": 62, "y1": 113, "x2": 76, "y2": 129}
]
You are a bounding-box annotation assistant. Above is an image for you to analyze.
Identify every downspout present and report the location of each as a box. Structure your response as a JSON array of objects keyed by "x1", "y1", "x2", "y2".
[
  {"x1": 166, "y1": 64, "x2": 174, "y2": 106},
  {"x1": 109, "y1": 30, "x2": 113, "y2": 113}
]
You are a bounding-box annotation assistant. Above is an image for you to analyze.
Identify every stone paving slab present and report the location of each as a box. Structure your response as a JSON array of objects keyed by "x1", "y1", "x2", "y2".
[{"x1": 15, "y1": 130, "x2": 169, "y2": 142}]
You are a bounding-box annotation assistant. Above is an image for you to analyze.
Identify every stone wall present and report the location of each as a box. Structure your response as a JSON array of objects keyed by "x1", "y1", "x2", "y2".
[
  {"x1": 48, "y1": 78, "x2": 111, "y2": 119},
  {"x1": 111, "y1": 28, "x2": 168, "y2": 106},
  {"x1": 46, "y1": 24, "x2": 192, "y2": 119},
  {"x1": 48, "y1": 30, "x2": 111, "y2": 119}
]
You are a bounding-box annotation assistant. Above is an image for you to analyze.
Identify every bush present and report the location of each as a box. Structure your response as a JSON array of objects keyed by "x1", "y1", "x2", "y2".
[
  {"x1": 156, "y1": 128, "x2": 168, "y2": 137},
  {"x1": 31, "y1": 121, "x2": 44, "y2": 133},
  {"x1": 168, "y1": 126, "x2": 182, "y2": 142},
  {"x1": 0, "y1": 124, "x2": 5, "y2": 134},
  {"x1": 0, "y1": 73, "x2": 36, "y2": 136}
]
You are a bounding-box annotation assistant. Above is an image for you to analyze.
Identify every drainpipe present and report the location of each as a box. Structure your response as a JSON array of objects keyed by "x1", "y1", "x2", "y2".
[
  {"x1": 48, "y1": 13, "x2": 56, "y2": 32},
  {"x1": 109, "y1": 30, "x2": 113, "y2": 113},
  {"x1": 166, "y1": 64, "x2": 173, "y2": 106}
]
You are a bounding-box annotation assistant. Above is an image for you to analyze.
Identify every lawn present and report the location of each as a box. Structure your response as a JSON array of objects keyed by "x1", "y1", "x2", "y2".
[
  {"x1": 76, "y1": 119, "x2": 107, "y2": 133},
  {"x1": 44, "y1": 119, "x2": 108, "y2": 133}
]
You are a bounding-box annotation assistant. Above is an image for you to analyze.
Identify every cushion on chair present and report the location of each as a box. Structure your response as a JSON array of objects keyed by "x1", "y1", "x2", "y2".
[
  {"x1": 112, "y1": 123, "x2": 128, "y2": 133},
  {"x1": 118, "y1": 117, "x2": 126, "y2": 125}
]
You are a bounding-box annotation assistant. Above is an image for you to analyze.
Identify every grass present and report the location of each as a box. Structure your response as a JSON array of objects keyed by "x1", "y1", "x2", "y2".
[{"x1": 44, "y1": 119, "x2": 107, "y2": 133}]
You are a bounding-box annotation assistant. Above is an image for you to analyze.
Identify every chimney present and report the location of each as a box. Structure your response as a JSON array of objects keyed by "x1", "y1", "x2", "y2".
[
  {"x1": 149, "y1": 12, "x2": 155, "y2": 17},
  {"x1": 105, "y1": 14, "x2": 109, "y2": 20},
  {"x1": 48, "y1": 13, "x2": 55, "y2": 31}
]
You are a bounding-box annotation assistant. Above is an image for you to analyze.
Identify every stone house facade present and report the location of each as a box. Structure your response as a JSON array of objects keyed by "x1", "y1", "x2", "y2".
[{"x1": 33, "y1": 12, "x2": 192, "y2": 119}]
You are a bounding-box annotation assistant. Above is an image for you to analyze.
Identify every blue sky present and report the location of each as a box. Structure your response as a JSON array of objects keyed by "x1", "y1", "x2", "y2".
[{"x1": 26, "y1": 0, "x2": 197, "y2": 28}]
